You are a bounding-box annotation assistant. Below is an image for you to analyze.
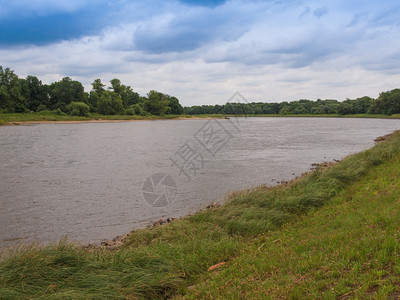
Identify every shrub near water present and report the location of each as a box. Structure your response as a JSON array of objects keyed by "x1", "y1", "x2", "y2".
[
  {"x1": 66, "y1": 102, "x2": 90, "y2": 117},
  {"x1": 0, "y1": 132, "x2": 400, "y2": 299}
]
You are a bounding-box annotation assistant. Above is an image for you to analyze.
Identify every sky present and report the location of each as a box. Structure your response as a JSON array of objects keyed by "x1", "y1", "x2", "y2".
[{"x1": 0, "y1": 0, "x2": 399, "y2": 106}]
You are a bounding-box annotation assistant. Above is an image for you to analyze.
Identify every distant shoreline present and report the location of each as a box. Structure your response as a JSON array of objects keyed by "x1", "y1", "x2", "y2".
[
  {"x1": 1, "y1": 113, "x2": 400, "y2": 126},
  {"x1": 1, "y1": 116, "x2": 218, "y2": 126}
]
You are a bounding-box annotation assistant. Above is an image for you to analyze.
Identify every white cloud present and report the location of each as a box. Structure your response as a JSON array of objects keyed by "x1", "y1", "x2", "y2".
[{"x1": 1, "y1": 0, "x2": 399, "y2": 106}]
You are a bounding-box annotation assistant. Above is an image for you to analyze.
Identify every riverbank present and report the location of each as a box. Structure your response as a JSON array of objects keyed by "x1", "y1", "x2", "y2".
[
  {"x1": 1, "y1": 112, "x2": 400, "y2": 126},
  {"x1": 0, "y1": 112, "x2": 219, "y2": 126},
  {"x1": 188, "y1": 113, "x2": 400, "y2": 119},
  {"x1": 4, "y1": 117, "x2": 218, "y2": 125},
  {"x1": 1, "y1": 131, "x2": 400, "y2": 298}
]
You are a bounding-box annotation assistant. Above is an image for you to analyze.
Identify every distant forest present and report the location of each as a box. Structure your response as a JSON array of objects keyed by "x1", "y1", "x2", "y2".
[
  {"x1": 1, "y1": 66, "x2": 399, "y2": 117},
  {"x1": 0, "y1": 66, "x2": 183, "y2": 116},
  {"x1": 184, "y1": 89, "x2": 400, "y2": 116}
]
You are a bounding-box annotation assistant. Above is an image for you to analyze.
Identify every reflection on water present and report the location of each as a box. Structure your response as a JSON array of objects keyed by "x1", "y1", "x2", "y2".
[{"x1": 1, "y1": 117, "x2": 400, "y2": 249}]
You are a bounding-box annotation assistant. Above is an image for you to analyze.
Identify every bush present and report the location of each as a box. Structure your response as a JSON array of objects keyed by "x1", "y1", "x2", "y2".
[
  {"x1": 66, "y1": 102, "x2": 90, "y2": 117},
  {"x1": 53, "y1": 108, "x2": 67, "y2": 116},
  {"x1": 126, "y1": 106, "x2": 136, "y2": 115},
  {"x1": 14, "y1": 103, "x2": 29, "y2": 113},
  {"x1": 36, "y1": 104, "x2": 47, "y2": 112},
  {"x1": 126, "y1": 104, "x2": 147, "y2": 116},
  {"x1": 38, "y1": 110, "x2": 52, "y2": 115}
]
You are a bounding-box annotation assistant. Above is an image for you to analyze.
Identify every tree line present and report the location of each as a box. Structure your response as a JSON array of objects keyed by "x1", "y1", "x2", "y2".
[
  {"x1": 1, "y1": 66, "x2": 399, "y2": 117},
  {"x1": 0, "y1": 66, "x2": 183, "y2": 116},
  {"x1": 184, "y1": 90, "x2": 400, "y2": 116}
]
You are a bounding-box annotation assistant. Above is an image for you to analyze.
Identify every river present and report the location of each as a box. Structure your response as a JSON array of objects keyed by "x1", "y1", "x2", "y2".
[{"x1": 1, "y1": 117, "x2": 400, "y2": 249}]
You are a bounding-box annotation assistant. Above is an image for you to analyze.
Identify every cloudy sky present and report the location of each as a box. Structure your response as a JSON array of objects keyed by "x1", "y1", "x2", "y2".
[{"x1": 0, "y1": 0, "x2": 399, "y2": 106}]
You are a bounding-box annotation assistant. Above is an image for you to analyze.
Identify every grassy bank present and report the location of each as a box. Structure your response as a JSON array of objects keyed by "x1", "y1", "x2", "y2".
[
  {"x1": 185, "y1": 138, "x2": 400, "y2": 298},
  {"x1": 0, "y1": 112, "x2": 192, "y2": 125},
  {"x1": 1, "y1": 132, "x2": 400, "y2": 299},
  {"x1": 1, "y1": 112, "x2": 400, "y2": 126}
]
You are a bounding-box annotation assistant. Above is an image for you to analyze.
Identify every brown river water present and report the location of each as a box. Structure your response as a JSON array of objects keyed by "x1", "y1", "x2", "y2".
[{"x1": 1, "y1": 117, "x2": 400, "y2": 249}]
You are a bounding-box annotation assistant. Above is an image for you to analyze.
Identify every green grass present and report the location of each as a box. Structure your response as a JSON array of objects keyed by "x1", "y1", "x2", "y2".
[
  {"x1": 1, "y1": 112, "x2": 399, "y2": 126},
  {"x1": 0, "y1": 112, "x2": 194, "y2": 124},
  {"x1": 1, "y1": 132, "x2": 400, "y2": 299},
  {"x1": 184, "y1": 142, "x2": 400, "y2": 299}
]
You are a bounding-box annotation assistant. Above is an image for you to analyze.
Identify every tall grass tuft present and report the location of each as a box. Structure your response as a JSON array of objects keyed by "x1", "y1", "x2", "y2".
[{"x1": 0, "y1": 240, "x2": 182, "y2": 299}]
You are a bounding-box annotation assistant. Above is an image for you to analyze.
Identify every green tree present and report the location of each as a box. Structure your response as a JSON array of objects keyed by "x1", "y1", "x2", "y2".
[
  {"x1": 369, "y1": 89, "x2": 400, "y2": 115},
  {"x1": 353, "y1": 96, "x2": 372, "y2": 114},
  {"x1": 0, "y1": 66, "x2": 25, "y2": 112},
  {"x1": 109, "y1": 78, "x2": 140, "y2": 109},
  {"x1": 293, "y1": 105, "x2": 307, "y2": 114},
  {"x1": 109, "y1": 79, "x2": 123, "y2": 95},
  {"x1": 88, "y1": 78, "x2": 106, "y2": 111},
  {"x1": 144, "y1": 90, "x2": 170, "y2": 115},
  {"x1": 49, "y1": 77, "x2": 85, "y2": 111},
  {"x1": 168, "y1": 96, "x2": 183, "y2": 114},
  {"x1": 19, "y1": 75, "x2": 49, "y2": 111},
  {"x1": 97, "y1": 91, "x2": 125, "y2": 115},
  {"x1": 279, "y1": 106, "x2": 290, "y2": 115},
  {"x1": 88, "y1": 91, "x2": 99, "y2": 112},
  {"x1": 337, "y1": 102, "x2": 353, "y2": 115},
  {"x1": 92, "y1": 78, "x2": 105, "y2": 94}
]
